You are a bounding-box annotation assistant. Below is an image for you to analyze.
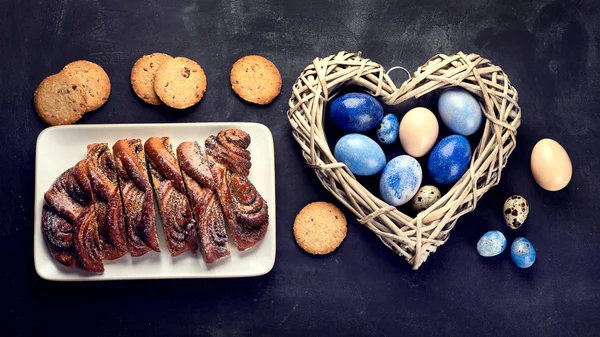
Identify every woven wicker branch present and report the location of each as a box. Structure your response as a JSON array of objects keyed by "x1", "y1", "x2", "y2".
[{"x1": 287, "y1": 51, "x2": 521, "y2": 269}]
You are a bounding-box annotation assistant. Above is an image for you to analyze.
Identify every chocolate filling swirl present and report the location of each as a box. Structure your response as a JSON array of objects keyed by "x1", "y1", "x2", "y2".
[
  {"x1": 87, "y1": 143, "x2": 127, "y2": 260},
  {"x1": 145, "y1": 137, "x2": 197, "y2": 256},
  {"x1": 113, "y1": 139, "x2": 160, "y2": 256},
  {"x1": 74, "y1": 206, "x2": 104, "y2": 273},
  {"x1": 178, "y1": 141, "x2": 230, "y2": 263}
]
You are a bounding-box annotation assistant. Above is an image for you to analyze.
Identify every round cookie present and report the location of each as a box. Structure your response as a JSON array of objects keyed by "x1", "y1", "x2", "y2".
[
  {"x1": 62, "y1": 60, "x2": 111, "y2": 112},
  {"x1": 230, "y1": 55, "x2": 281, "y2": 105},
  {"x1": 293, "y1": 202, "x2": 347, "y2": 255},
  {"x1": 153, "y1": 56, "x2": 207, "y2": 109},
  {"x1": 131, "y1": 53, "x2": 173, "y2": 105},
  {"x1": 34, "y1": 73, "x2": 88, "y2": 126}
]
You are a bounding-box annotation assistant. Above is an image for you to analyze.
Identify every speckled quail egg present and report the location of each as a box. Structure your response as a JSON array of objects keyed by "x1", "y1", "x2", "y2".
[
  {"x1": 503, "y1": 195, "x2": 529, "y2": 229},
  {"x1": 411, "y1": 185, "x2": 441, "y2": 212}
]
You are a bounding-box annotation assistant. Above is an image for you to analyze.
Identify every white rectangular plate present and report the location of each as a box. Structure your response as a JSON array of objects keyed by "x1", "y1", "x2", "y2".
[{"x1": 35, "y1": 122, "x2": 276, "y2": 281}]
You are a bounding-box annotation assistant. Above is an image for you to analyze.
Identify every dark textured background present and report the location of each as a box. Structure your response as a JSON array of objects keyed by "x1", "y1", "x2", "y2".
[{"x1": 1, "y1": 0, "x2": 599, "y2": 336}]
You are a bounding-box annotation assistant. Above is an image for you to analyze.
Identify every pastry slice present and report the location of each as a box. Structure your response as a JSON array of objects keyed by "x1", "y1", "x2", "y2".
[
  {"x1": 73, "y1": 203, "x2": 104, "y2": 272},
  {"x1": 113, "y1": 139, "x2": 160, "y2": 257},
  {"x1": 177, "y1": 141, "x2": 229, "y2": 263},
  {"x1": 145, "y1": 137, "x2": 198, "y2": 256},
  {"x1": 87, "y1": 143, "x2": 127, "y2": 260},
  {"x1": 41, "y1": 206, "x2": 77, "y2": 267},
  {"x1": 43, "y1": 160, "x2": 104, "y2": 272},
  {"x1": 205, "y1": 129, "x2": 269, "y2": 251},
  {"x1": 43, "y1": 160, "x2": 92, "y2": 267}
]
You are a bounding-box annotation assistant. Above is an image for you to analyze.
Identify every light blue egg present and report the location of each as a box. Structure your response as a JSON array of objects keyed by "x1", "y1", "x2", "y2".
[
  {"x1": 379, "y1": 155, "x2": 422, "y2": 206},
  {"x1": 376, "y1": 114, "x2": 399, "y2": 145},
  {"x1": 428, "y1": 135, "x2": 471, "y2": 185},
  {"x1": 511, "y1": 237, "x2": 536, "y2": 268},
  {"x1": 438, "y1": 87, "x2": 483, "y2": 136},
  {"x1": 334, "y1": 134, "x2": 386, "y2": 176},
  {"x1": 329, "y1": 93, "x2": 384, "y2": 132},
  {"x1": 476, "y1": 231, "x2": 507, "y2": 257}
]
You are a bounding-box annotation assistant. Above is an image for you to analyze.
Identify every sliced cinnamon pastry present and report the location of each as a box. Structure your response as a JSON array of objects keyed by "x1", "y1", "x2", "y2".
[
  {"x1": 177, "y1": 141, "x2": 230, "y2": 263},
  {"x1": 41, "y1": 206, "x2": 77, "y2": 267},
  {"x1": 87, "y1": 143, "x2": 127, "y2": 260},
  {"x1": 43, "y1": 160, "x2": 104, "y2": 272},
  {"x1": 205, "y1": 129, "x2": 269, "y2": 251},
  {"x1": 43, "y1": 160, "x2": 91, "y2": 267},
  {"x1": 113, "y1": 139, "x2": 160, "y2": 257},
  {"x1": 73, "y1": 203, "x2": 104, "y2": 272},
  {"x1": 145, "y1": 137, "x2": 198, "y2": 256}
]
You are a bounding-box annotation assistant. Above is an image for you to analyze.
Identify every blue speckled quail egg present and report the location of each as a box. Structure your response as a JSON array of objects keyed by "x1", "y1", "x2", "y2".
[
  {"x1": 476, "y1": 231, "x2": 507, "y2": 257},
  {"x1": 376, "y1": 114, "x2": 399, "y2": 145},
  {"x1": 511, "y1": 237, "x2": 536, "y2": 268}
]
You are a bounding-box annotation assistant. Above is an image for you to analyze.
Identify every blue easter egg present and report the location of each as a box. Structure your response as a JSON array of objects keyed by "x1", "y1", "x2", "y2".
[
  {"x1": 428, "y1": 135, "x2": 471, "y2": 185},
  {"x1": 334, "y1": 134, "x2": 386, "y2": 176},
  {"x1": 438, "y1": 87, "x2": 483, "y2": 136},
  {"x1": 376, "y1": 114, "x2": 399, "y2": 145},
  {"x1": 511, "y1": 237, "x2": 536, "y2": 268},
  {"x1": 476, "y1": 231, "x2": 507, "y2": 257},
  {"x1": 329, "y1": 93, "x2": 384, "y2": 132},
  {"x1": 379, "y1": 155, "x2": 422, "y2": 206}
]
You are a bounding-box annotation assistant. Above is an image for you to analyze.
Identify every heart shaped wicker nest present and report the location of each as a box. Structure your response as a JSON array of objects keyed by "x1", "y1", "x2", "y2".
[{"x1": 287, "y1": 51, "x2": 521, "y2": 269}]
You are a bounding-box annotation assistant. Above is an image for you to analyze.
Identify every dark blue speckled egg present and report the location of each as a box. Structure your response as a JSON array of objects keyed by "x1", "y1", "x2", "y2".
[
  {"x1": 511, "y1": 237, "x2": 536, "y2": 268},
  {"x1": 376, "y1": 114, "x2": 399, "y2": 145},
  {"x1": 334, "y1": 134, "x2": 386, "y2": 176},
  {"x1": 329, "y1": 93, "x2": 383, "y2": 132},
  {"x1": 428, "y1": 135, "x2": 471, "y2": 185}
]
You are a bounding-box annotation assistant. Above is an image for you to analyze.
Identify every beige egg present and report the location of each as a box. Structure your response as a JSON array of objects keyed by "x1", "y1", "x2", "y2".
[
  {"x1": 531, "y1": 138, "x2": 572, "y2": 191},
  {"x1": 399, "y1": 107, "x2": 439, "y2": 158}
]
